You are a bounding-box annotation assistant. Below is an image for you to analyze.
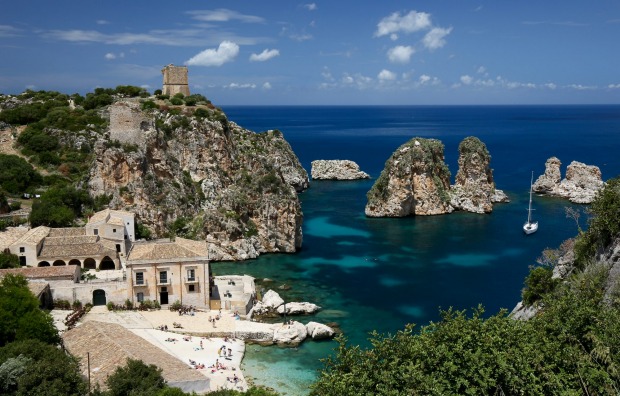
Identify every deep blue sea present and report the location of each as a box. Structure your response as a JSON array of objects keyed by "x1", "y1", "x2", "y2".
[{"x1": 217, "y1": 105, "x2": 620, "y2": 395}]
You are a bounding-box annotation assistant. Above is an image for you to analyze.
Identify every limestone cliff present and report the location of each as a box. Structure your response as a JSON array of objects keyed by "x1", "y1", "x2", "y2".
[
  {"x1": 89, "y1": 101, "x2": 309, "y2": 260},
  {"x1": 311, "y1": 160, "x2": 370, "y2": 180},
  {"x1": 450, "y1": 136, "x2": 509, "y2": 214},
  {"x1": 533, "y1": 157, "x2": 604, "y2": 203},
  {"x1": 365, "y1": 138, "x2": 453, "y2": 217}
]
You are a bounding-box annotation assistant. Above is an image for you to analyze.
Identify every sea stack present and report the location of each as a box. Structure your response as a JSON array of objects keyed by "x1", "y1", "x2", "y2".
[
  {"x1": 450, "y1": 136, "x2": 509, "y2": 213},
  {"x1": 311, "y1": 160, "x2": 370, "y2": 180},
  {"x1": 533, "y1": 157, "x2": 604, "y2": 203},
  {"x1": 365, "y1": 138, "x2": 453, "y2": 217}
]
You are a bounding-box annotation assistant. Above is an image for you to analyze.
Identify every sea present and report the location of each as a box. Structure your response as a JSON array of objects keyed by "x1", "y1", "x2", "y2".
[{"x1": 217, "y1": 105, "x2": 620, "y2": 395}]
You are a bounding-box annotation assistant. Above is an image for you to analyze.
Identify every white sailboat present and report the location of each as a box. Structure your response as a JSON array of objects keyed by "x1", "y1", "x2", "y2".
[{"x1": 523, "y1": 171, "x2": 538, "y2": 235}]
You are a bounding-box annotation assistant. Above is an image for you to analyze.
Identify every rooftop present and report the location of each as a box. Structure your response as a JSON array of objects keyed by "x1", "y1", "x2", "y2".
[
  {"x1": 13, "y1": 226, "x2": 50, "y2": 245},
  {"x1": 88, "y1": 208, "x2": 134, "y2": 225},
  {"x1": 0, "y1": 265, "x2": 79, "y2": 280},
  {"x1": 39, "y1": 242, "x2": 116, "y2": 259},
  {"x1": 128, "y1": 237, "x2": 208, "y2": 262},
  {"x1": 47, "y1": 227, "x2": 87, "y2": 237}
]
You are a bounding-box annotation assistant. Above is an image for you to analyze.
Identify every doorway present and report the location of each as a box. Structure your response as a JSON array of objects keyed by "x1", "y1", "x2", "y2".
[
  {"x1": 93, "y1": 289, "x2": 106, "y2": 306},
  {"x1": 160, "y1": 287, "x2": 169, "y2": 305}
]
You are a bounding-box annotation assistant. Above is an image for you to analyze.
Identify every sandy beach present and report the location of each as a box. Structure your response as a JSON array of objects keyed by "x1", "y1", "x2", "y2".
[{"x1": 67, "y1": 307, "x2": 254, "y2": 392}]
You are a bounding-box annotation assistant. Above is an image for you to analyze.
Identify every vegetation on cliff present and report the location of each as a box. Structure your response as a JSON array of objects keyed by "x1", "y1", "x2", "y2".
[{"x1": 314, "y1": 177, "x2": 620, "y2": 394}]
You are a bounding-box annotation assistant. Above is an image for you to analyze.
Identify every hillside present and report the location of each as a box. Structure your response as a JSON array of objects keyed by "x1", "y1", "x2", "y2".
[{"x1": 0, "y1": 88, "x2": 309, "y2": 260}]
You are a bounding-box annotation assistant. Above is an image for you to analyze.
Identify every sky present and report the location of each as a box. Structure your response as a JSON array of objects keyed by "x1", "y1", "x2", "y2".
[{"x1": 1, "y1": 1, "x2": 620, "y2": 105}]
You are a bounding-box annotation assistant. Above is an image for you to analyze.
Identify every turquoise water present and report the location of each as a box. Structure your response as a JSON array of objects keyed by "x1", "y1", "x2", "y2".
[{"x1": 216, "y1": 105, "x2": 620, "y2": 395}]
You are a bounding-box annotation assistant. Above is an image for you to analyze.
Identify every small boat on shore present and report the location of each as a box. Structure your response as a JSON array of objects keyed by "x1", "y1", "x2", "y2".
[{"x1": 523, "y1": 171, "x2": 538, "y2": 235}]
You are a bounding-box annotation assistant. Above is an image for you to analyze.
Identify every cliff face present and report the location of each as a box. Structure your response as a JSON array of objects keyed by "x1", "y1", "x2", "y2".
[
  {"x1": 365, "y1": 138, "x2": 453, "y2": 217},
  {"x1": 450, "y1": 136, "x2": 508, "y2": 214},
  {"x1": 89, "y1": 102, "x2": 309, "y2": 260},
  {"x1": 533, "y1": 157, "x2": 604, "y2": 203}
]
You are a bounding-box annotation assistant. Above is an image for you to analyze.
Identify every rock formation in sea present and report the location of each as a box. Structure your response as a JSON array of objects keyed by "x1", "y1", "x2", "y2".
[
  {"x1": 365, "y1": 138, "x2": 453, "y2": 217},
  {"x1": 89, "y1": 100, "x2": 309, "y2": 260},
  {"x1": 311, "y1": 159, "x2": 370, "y2": 180},
  {"x1": 365, "y1": 136, "x2": 507, "y2": 217},
  {"x1": 533, "y1": 157, "x2": 604, "y2": 203},
  {"x1": 450, "y1": 136, "x2": 509, "y2": 214}
]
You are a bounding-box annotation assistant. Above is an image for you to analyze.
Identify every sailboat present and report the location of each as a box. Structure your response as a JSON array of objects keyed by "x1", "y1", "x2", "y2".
[{"x1": 523, "y1": 171, "x2": 538, "y2": 235}]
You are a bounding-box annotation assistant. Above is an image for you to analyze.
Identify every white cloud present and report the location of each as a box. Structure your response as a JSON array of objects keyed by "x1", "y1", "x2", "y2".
[
  {"x1": 341, "y1": 73, "x2": 373, "y2": 89},
  {"x1": 249, "y1": 48, "x2": 280, "y2": 62},
  {"x1": 290, "y1": 33, "x2": 313, "y2": 41},
  {"x1": 566, "y1": 84, "x2": 597, "y2": 90},
  {"x1": 104, "y1": 52, "x2": 125, "y2": 60},
  {"x1": 477, "y1": 66, "x2": 486, "y2": 74},
  {"x1": 225, "y1": 83, "x2": 257, "y2": 89},
  {"x1": 608, "y1": 83, "x2": 620, "y2": 89},
  {"x1": 375, "y1": 10, "x2": 432, "y2": 37},
  {"x1": 388, "y1": 45, "x2": 415, "y2": 63},
  {"x1": 262, "y1": 82, "x2": 272, "y2": 90},
  {"x1": 378, "y1": 69, "x2": 397, "y2": 81},
  {"x1": 390, "y1": 33, "x2": 398, "y2": 41},
  {"x1": 419, "y1": 74, "x2": 431, "y2": 84},
  {"x1": 96, "y1": 20, "x2": 110, "y2": 25},
  {"x1": 186, "y1": 41, "x2": 239, "y2": 67},
  {"x1": 187, "y1": 9, "x2": 264, "y2": 23},
  {"x1": 0, "y1": 24, "x2": 20, "y2": 38},
  {"x1": 422, "y1": 27, "x2": 452, "y2": 50},
  {"x1": 544, "y1": 83, "x2": 557, "y2": 90},
  {"x1": 304, "y1": 3, "x2": 317, "y2": 11},
  {"x1": 460, "y1": 75, "x2": 473, "y2": 85}
]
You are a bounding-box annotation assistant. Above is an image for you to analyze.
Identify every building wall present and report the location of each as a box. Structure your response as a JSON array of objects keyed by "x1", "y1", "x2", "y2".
[
  {"x1": 162, "y1": 65, "x2": 190, "y2": 97},
  {"x1": 127, "y1": 261, "x2": 209, "y2": 308},
  {"x1": 50, "y1": 281, "x2": 128, "y2": 306},
  {"x1": 9, "y1": 241, "x2": 38, "y2": 267}
]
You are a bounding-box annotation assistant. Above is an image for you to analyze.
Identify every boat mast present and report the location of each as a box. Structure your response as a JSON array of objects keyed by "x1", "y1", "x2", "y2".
[{"x1": 527, "y1": 171, "x2": 534, "y2": 224}]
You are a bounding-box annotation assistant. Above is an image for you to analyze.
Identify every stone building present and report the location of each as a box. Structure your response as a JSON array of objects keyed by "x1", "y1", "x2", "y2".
[
  {"x1": 8, "y1": 209, "x2": 135, "y2": 270},
  {"x1": 161, "y1": 64, "x2": 190, "y2": 96},
  {"x1": 126, "y1": 237, "x2": 211, "y2": 308}
]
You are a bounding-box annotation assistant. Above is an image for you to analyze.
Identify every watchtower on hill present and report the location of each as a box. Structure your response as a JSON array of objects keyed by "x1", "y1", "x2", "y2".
[{"x1": 161, "y1": 64, "x2": 190, "y2": 96}]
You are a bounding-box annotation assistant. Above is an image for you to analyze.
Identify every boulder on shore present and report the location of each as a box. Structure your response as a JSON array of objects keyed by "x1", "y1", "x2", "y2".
[
  {"x1": 311, "y1": 160, "x2": 370, "y2": 180},
  {"x1": 272, "y1": 321, "x2": 308, "y2": 346},
  {"x1": 276, "y1": 302, "x2": 321, "y2": 315},
  {"x1": 306, "y1": 322, "x2": 335, "y2": 340},
  {"x1": 261, "y1": 290, "x2": 284, "y2": 309},
  {"x1": 533, "y1": 157, "x2": 604, "y2": 203}
]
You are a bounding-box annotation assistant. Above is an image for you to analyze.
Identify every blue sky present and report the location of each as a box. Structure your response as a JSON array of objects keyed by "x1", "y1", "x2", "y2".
[{"x1": 1, "y1": 1, "x2": 619, "y2": 105}]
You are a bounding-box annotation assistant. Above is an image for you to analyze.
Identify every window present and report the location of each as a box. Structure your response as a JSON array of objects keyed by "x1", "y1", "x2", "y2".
[
  {"x1": 159, "y1": 271, "x2": 168, "y2": 284},
  {"x1": 137, "y1": 292, "x2": 144, "y2": 302},
  {"x1": 187, "y1": 269, "x2": 195, "y2": 281},
  {"x1": 116, "y1": 244, "x2": 121, "y2": 253},
  {"x1": 94, "y1": 229, "x2": 98, "y2": 235},
  {"x1": 19, "y1": 247, "x2": 25, "y2": 253},
  {"x1": 113, "y1": 228, "x2": 117, "y2": 233},
  {"x1": 136, "y1": 272, "x2": 144, "y2": 285},
  {"x1": 189, "y1": 285, "x2": 195, "y2": 292}
]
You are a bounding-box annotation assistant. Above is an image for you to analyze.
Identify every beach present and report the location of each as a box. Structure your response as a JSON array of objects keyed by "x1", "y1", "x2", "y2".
[{"x1": 64, "y1": 306, "x2": 259, "y2": 392}]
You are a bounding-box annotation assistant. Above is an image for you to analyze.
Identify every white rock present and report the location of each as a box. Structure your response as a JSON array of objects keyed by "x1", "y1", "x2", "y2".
[
  {"x1": 306, "y1": 321, "x2": 335, "y2": 340},
  {"x1": 262, "y1": 290, "x2": 284, "y2": 309},
  {"x1": 276, "y1": 302, "x2": 321, "y2": 315},
  {"x1": 272, "y1": 321, "x2": 308, "y2": 346},
  {"x1": 311, "y1": 160, "x2": 370, "y2": 180}
]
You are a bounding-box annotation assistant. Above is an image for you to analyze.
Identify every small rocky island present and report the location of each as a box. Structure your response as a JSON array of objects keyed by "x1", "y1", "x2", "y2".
[
  {"x1": 532, "y1": 157, "x2": 604, "y2": 203},
  {"x1": 365, "y1": 136, "x2": 508, "y2": 217},
  {"x1": 311, "y1": 159, "x2": 370, "y2": 180}
]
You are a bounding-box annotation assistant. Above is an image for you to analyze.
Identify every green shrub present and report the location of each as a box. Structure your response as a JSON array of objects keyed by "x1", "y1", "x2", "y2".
[
  {"x1": 522, "y1": 266, "x2": 559, "y2": 306},
  {"x1": 169, "y1": 300, "x2": 182, "y2": 311},
  {"x1": 141, "y1": 100, "x2": 158, "y2": 110},
  {"x1": 170, "y1": 97, "x2": 184, "y2": 106},
  {"x1": 194, "y1": 108, "x2": 209, "y2": 118},
  {"x1": 53, "y1": 299, "x2": 72, "y2": 310}
]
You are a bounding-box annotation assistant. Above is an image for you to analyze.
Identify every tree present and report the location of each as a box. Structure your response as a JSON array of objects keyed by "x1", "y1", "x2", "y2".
[
  {"x1": 0, "y1": 339, "x2": 87, "y2": 396},
  {"x1": 0, "y1": 253, "x2": 20, "y2": 269},
  {"x1": 0, "y1": 154, "x2": 42, "y2": 194},
  {"x1": 105, "y1": 358, "x2": 166, "y2": 396},
  {"x1": 0, "y1": 274, "x2": 60, "y2": 346},
  {"x1": 29, "y1": 185, "x2": 93, "y2": 227}
]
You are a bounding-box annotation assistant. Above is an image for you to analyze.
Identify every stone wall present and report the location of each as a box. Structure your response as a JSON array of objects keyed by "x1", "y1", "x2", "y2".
[
  {"x1": 108, "y1": 101, "x2": 149, "y2": 145},
  {"x1": 50, "y1": 280, "x2": 128, "y2": 306}
]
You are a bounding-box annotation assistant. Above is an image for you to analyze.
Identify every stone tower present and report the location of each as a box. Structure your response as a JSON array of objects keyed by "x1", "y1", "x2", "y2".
[{"x1": 161, "y1": 64, "x2": 190, "y2": 96}]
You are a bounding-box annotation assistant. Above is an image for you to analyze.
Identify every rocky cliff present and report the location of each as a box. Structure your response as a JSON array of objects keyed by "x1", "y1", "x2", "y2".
[
  {"x1": 533, "y1": 157, "x2": 604, "y2": 203},
  {"x1": 366, "y1": 136, "x2": 506, "y2": 217},
  {"x1": 450, "y1": 136, "x2": 509, "y2": 213},
  {"x1": 89, "y1": 101, "x2": 309, "y2": 260},
  {"x1": 311, "y1": 160, "x2": 370, "y2": 180},
  {"x1": 365, "y1": 138, "x2": 453, "y2": 217}
]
